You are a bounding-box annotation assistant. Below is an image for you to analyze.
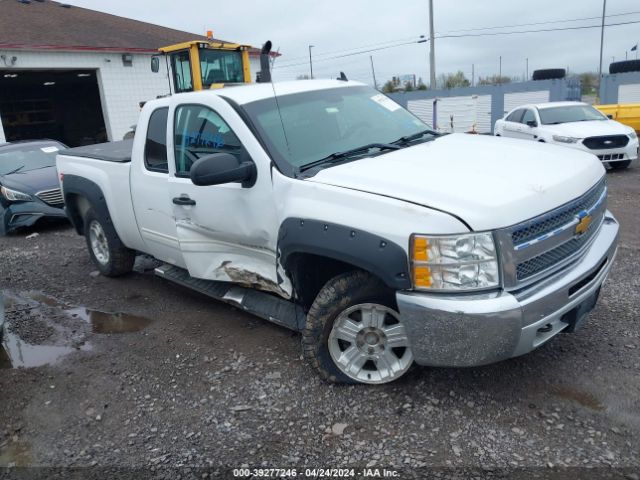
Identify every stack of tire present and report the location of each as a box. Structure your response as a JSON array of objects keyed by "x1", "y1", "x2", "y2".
[
  {"x1": 609, "y1": 60, "x2": 640, "y2": 74},
  {"x1": 532, "y1": 69, "x2": 566, "y2": 80}
]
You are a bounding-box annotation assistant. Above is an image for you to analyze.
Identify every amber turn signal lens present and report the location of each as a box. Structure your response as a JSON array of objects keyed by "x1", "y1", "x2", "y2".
[
  {"x1": 413, "y1": 237, "x2": 429, "y2": 261},
  {"x1": 413, "y1": 266, "x2": 432, "y2": 288}
]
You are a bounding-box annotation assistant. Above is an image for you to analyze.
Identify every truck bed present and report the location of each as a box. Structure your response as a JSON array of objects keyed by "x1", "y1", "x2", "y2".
[{"x1": 60, "y1": 139, "x2": 133, "y2": 163}]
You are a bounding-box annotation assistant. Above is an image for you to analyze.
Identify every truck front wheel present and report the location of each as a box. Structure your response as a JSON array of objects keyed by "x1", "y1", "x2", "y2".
[
  {"x1": 302, "y1": 271, "x2": 414, "y2": 384},
  {"x1": 84, "y1": 207, "x2": 135, "y2": 277}
]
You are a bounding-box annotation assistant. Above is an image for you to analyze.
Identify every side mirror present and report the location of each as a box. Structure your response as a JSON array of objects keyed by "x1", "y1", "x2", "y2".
[
  {"x1": 151, "y1": 56, "x2": 160, "y2": 73},
  {"x1": 526, "y1": 120, "x2": 538, "y2": 128},
  {"x1": 606, "y1": 114, "x2": 613, "y2": 119},
  {"x1": 190, "y1": 153, "x2": 256, "y2": 188}
]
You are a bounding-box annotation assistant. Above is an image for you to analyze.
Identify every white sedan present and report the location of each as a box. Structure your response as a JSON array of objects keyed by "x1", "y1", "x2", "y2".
[{"x1": 495, "y1": 101, "x2": 638, "y2": 169}]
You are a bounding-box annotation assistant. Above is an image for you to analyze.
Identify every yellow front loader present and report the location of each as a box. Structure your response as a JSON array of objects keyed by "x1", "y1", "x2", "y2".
[{"x1": 157, "y1": 40, "x2": 253, "y2": 92}]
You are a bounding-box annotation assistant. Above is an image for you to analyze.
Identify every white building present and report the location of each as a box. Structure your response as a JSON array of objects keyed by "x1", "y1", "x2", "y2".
[{"x1": 0, "y1": 0, "x2": 265, "y2": 145}]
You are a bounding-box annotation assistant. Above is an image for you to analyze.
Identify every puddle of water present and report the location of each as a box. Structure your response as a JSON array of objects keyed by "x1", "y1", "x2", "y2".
[
  {"x1": 0, "y1": 442, "x2": 31, "y2": 467},
  {"x1": 23, "y1": 291, "x2": 67, "y2": 309},
  {"x1": 1, "y1": 329, "x2": 91, "y2": 369},
  {"x1": 1, "y1": 290, "x2": 153, "y2": 368},
  {"x1": 549, "y1": 384, "x2": 604, "y2": 411},
  {"x1": 67, "y1": 307, "x2": 153, "y2": 334}
]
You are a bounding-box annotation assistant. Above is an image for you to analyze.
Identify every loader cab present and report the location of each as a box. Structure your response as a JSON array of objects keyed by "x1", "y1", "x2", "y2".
[{"x1": 159, "y1": 40, "x2": 252, "y2": 93}]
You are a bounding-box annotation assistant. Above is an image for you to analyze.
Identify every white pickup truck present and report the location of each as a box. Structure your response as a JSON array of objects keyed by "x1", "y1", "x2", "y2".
[{"x1": 57, "y1": 80, "x2": 619, "y2": 384}]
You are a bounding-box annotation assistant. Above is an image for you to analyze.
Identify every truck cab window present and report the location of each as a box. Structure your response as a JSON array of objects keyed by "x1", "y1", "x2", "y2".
[
  {"x1": 171, "y1": 51, "x2": 193, "y2": 93},
  {"x1": 173, "y1": 105, "x2": 244, "y2": 177},
  {"x1": 144, "y1": 107, "x2": 169, "y2": 173}
]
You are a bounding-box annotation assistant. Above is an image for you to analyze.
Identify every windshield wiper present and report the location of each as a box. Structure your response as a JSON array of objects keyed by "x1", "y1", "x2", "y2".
[
  {"x1": 390, "y1": 128, "x2": 438, "y2": 146},
  {"x1": 2, "y1": 165, "x2": 25, "y2": 176},
  {"x1": 298, "y1": 143, "x2": 400, "y2": 173}
]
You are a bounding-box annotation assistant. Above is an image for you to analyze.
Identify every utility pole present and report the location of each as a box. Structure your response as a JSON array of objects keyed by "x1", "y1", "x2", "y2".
[
  {"x1": 308, "y1": 45, "x2": 314, "y2": 79},
  {"x1": 370, "y1": 55, "x2": 378, "y2": 90},
  {"x1": 471, "y1": 63, "x2": 474, "y2": 87},
  {"x1": 526, "y1": 57, "x2": 529, "y2": 80},
  {"x1": 597, "y1": 0, "x2": 607, "y2": 97},
  {"x1": 428, "y1": 0, "x2": 436, "y2": 89},
  {"x1": 499, "y1": 56, "x2": 502, "y2": 84}
]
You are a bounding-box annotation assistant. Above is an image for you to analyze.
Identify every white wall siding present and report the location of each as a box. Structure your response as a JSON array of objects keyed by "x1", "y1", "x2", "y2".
[
  {"x1": 408, "y1": 95, "x2": 492, "y2": 133},
  {"x1": 407, "y1": 98, "x2": 435, "y2": 127},
  {"x1": 0, "y1": 49, "x2": 171, "y2": 141},
  {"x1": 503, "y1": 90, "x2": 549, "y2": 113},
  {"x1": 618, "y1": 83, "x2": 640, "y2": 103}
]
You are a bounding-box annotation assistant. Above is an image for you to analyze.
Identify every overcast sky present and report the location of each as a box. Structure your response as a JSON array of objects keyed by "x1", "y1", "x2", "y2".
[{"x1": 65, "y1": 0, "x2": 640, "y2": 85}]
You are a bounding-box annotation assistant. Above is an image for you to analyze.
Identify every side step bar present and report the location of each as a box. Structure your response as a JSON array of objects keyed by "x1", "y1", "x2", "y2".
[{"x1": 154, "y1": 264, "x2": 305, "y2": 331}]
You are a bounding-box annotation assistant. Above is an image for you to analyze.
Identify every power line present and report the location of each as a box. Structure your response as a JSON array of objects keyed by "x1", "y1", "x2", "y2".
[
  {"x1": 435, "y1": 9, "x2": 640, "y2": 34},
  {"x1": 274, "y1": 19, "x2": 640, "y2": 70},
  {"x1": 437, "y1": 19, "x2": 640, "y2": 39},
  {"x1": 274, "y1": 10, "x2": 640, "y2": 70}
]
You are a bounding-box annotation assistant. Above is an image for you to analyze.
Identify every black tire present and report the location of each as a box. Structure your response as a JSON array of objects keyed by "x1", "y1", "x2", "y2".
[
  {"x1": 302, "y1": 270, "x2": 411, "y2": 384},
  {"x1": 532, "y1": 68, "x2": 566, "y2": 80},
  {"x1": 609, "y1": 60, "x2": 640, "y2": 74},
  {"x1": 609, "y1": 160, "x2": 631, "y2": 170},
  {"x1": 84, "y1": 207, "x2": 135, "y2": 277}
]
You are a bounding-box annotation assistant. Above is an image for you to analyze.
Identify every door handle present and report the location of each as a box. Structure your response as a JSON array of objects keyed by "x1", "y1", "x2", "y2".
[{"x1": 172, "y1": 196, "x2": 196, "y2": 206}]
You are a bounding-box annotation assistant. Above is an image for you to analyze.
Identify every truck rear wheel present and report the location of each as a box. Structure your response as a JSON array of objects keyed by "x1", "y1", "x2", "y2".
[
  {"x1": 302, "y1": 271, "x2": 413, "y2": 384},
  {"x1": 84, "y1": 207, "x2": 135, "y2": 277}
]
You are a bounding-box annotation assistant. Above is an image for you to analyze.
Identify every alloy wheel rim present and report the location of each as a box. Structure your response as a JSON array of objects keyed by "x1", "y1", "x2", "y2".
[
  {"x1": 328, "y1": 303, "x2": 413, "y2": 384},
  {"x1": 89, "y1": 220, "x2": 110, "y2": 266}
]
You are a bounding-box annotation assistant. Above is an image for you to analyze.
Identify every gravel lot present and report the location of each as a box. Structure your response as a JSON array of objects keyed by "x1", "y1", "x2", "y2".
[{"x1": 1, "y1": 165, "x2": 639, "y2": 479}]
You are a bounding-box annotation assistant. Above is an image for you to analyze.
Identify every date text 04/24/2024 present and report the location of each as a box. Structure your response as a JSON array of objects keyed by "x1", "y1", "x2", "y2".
[{"x1": 232, "y1": 468, "x2": 400, "y2": 477}]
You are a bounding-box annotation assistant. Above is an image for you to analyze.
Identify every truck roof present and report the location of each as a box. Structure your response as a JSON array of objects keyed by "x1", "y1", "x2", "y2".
[{"x1": 149, "y1": 79, "x2": 366, "y2": 108}]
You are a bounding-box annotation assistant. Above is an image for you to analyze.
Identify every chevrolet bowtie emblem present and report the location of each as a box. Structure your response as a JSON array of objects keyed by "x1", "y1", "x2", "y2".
[{"x1": 575, "y1": 211, "x2": 592, "y2": 235}]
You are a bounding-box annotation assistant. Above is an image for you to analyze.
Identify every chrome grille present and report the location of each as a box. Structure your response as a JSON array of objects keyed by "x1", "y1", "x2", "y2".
[
  {"x1": 497, "y1": 176, "x2": 608, "y2": 289},
  {"x1": 36, "y1": 188, "x2": 64, "y2": 207},
  {"x1": 516, "y1": 215, "x2": 602, "y2": 281},
  {"x1": 511, "y1": 179, "x2": 606, "y2": 246}
]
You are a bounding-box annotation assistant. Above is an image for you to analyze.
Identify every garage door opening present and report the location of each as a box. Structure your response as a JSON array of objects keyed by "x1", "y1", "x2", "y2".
[{"x1": 0, "y1": 69, "x2": 107, "y2": 147}]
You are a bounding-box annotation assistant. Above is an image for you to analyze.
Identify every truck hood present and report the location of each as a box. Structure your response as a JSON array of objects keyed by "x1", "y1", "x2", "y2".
[
  {"x1": 541, "y1": 119, "x2": 634, "y2": 138},
  {"x1": 307, "y1": 133, "x2": 605, "y2": 231}
]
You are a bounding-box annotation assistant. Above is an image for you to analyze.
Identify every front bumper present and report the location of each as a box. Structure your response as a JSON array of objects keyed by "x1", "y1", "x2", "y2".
[
  {"x1": 0, "y1": 200, "x2": 67, "y2": 235},
  {"x1": 567, "y1": 138, "x2": 638, "y2": 164},
  {"x1": 396, "y1": 211, "x2": 619, "y2": 367}
]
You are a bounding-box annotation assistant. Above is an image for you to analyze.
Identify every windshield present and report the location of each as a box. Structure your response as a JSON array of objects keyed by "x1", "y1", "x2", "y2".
[
  {"x1": 0, "y1": 142, "x2": 62, "y2": 176},
  {"x1": 241, "y1": 86, "x2": 432, "y2": 171},
  {"x1": 199, "y1": 48, "x2": 244, "y2": 87},
  {"x1": 538, "y1": 105, "x2": 607, "y2": 125}
]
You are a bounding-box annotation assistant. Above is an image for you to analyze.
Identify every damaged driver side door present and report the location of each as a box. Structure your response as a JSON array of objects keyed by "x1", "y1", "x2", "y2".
[{"x1": 167, "y1": 99, "x2": 289, "y2": 297}]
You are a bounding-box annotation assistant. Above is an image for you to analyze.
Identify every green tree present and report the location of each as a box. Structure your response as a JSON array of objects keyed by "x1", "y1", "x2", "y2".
[
  {"x1": 381, "y1": 80, "x2": 396, "y2": 93},
  {"x1": 477, "y1": 75, "x2": 512, "y2": 86},
  {"x1": 578, "y1": 72, "x2": 597, "y2": 95},
  {"x1": 404, "y1": 81, "x2": 414, "y2": 92},
  {"x1": 438, "y1": 71, "x2": 470, "y2": 89},
  {"x1": 417, "y1": 77, "x2": 427, "y2": 90}
]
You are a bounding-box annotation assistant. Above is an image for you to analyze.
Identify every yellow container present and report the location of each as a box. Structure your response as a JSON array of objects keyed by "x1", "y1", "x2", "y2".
[{"x1": 595, "y1": 103, "x2": 640, "y2": 133}]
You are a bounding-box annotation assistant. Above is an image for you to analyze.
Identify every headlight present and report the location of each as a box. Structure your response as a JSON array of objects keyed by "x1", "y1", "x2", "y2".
[
  {"x1": 410, "y1": 233, "x2": 499, "y2": 291},
  {"x1": 0, "y1": 186, "x2": 33, "y2": 202},
  {"x1": 552, "y1": 135, "x2": 579, "y2": 144},
  {"x1": 629, "y1": 131, "x2": 638, "y2": 140}
]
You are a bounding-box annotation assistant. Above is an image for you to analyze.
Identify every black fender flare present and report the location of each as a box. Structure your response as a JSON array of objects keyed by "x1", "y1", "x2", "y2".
[
  {"x1": 277, "y1": 218, "x2": 412, "y2": 290},
  {"x1": 61, "y1": 174, "x2": 111, "y2": 235}
]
